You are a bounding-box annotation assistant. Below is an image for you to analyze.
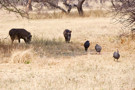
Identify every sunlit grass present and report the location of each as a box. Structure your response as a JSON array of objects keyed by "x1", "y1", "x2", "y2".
[
  {"x1": 0, "y1": 10, "x2": 135, "y2": 90},
  {"x1": 29, "y1": 9, "x2": 109, "y2": 19}
]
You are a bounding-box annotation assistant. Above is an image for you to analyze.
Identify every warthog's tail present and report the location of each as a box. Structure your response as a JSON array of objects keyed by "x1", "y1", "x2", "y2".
[{"x1": 4, "y1": 35, "x2": 9, "y2": 39}]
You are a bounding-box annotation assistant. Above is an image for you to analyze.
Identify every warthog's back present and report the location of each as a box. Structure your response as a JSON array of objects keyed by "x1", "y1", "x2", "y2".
[{"x1": 9, "y1": 28, "x2": 30, "y2": 37}]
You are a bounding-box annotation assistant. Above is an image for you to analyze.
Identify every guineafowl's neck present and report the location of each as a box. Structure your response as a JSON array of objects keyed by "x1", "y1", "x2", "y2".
[{"x1": 117, "y1": 50, "x2": 119, "y2": 53}]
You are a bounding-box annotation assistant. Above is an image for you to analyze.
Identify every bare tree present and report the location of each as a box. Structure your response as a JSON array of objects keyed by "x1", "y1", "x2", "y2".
[
  {"x1": 0, "y1": 0, "x2": 86, "y2": 18},
  {"x1": 63, "y1": 0, "x2": 86, "y2": 15},
  {"x1": 111, "y1": 0, "x2": 135, "y2": 27},
  {"x1": 26, "y1": 0, "x2": 32, "y2": 12},
  {"x1": 76, "y1": 0, "x2": 85, "y2": 15},
  {"x1": 0, "y1": 0, "x2": 27, "y2": 17}
]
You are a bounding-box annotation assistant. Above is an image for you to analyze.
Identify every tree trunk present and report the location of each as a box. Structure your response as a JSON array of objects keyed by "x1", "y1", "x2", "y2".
[
  {"x1": 63, "y1": 0, "x2": 72, "y2": 13},
  {"x1": 100, "y1": 0, "x2": 102, "y2": 4},
  {"x1": 26, "y1": 0, "x2": 32, "y2": 12},
  {"x1": 46, "y1": 0, "x2": 67, "y2": 13},
  {"x1": 77, "y1": 0, "x2": 85, "y2": 16}
]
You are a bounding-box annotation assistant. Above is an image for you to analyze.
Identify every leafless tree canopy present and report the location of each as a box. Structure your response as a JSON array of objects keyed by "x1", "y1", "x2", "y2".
[
  {"x1": 0, "y1": 0, "x2": 29, "y2": 17},
  {"x1": 0, "y1": 0, "x2": 88, "y2": 17},
  {"x1": 111, "y1": 0, "x2": 135, "y2": 26}
]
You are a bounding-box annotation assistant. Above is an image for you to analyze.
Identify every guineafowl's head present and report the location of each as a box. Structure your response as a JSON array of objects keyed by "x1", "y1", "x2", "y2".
[
  {"x1": 96, "y1": 44, "x2": 98, "y2": 46},
  {"x1": 86, "y1": 40, "x2": 89, "y2": 43},
  {"x1": 117, "y1": 49, "x2": 119, "y2": 53}
]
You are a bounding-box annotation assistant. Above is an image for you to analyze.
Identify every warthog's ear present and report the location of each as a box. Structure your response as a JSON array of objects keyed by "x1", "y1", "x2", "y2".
[
  {"x1": 70, "y1": 31, "x2": 72, "y2": 33},
  {"x1": 28, "y1": 34, "x2": 32, "y2": 37}
]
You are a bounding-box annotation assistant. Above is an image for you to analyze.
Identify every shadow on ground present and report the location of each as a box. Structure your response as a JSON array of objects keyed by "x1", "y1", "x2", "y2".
[
  {"x1": 32, "y1": 38, "x2": 87, "y2": 58},
  {"x1": 0, "y1": 37, "x2": 92, "y2": 58}
]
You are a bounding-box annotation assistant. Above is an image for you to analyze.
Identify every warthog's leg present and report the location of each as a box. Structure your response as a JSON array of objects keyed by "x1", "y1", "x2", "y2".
[
  {"x1": 11, "y1": 40, "x2": 13, "y2": 44},
  {"x1": 65, "y1": 37, "x2": 69, "y2": 43},
  {"x1": 18, "y1": 38, "x2": 20, "y2": 43},
  {"x1": 64, "y1": 37, "x2": 67, "y2": 42},
  {"x1": 10, "y1": 36, "x2": 15, "y2": 44},
  {"x1": 23, "y1": 38, "x2": 27, "y2": 44}
]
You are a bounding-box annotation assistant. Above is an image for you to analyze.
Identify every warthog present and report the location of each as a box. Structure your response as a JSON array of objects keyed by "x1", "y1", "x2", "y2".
[
  {"x1": 63, "y1": 29, "x2": 72, "y2": 43},
  {"x1": 9, "y1": 28, "x2": 32, "y2": 44}
]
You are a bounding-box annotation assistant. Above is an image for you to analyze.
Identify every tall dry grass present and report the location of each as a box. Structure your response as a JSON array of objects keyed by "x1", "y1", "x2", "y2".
[
  {"x1": 29, "y1": 9, "x2": 109, "y2": 19},
  {"x1": 0, "y1": 10, "x2": 135, "y2": 90},
  {"x1": 0, "y1": 36, "x2": 84, "y2": 63},
  {"x1": 1, "y1": 31, "x2": 135, "y2": 64}
]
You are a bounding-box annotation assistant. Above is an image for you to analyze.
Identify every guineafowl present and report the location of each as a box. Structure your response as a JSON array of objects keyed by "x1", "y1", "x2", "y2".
[
  {"x1": 84, "y1": 40, "x2": 90, "y2": 52},
  {"x1": 95, "y1": 44, "x2": 102, "y2": 54},
  {"x1": 113, "y1": 50, "x2": 120, "y2": 61}
]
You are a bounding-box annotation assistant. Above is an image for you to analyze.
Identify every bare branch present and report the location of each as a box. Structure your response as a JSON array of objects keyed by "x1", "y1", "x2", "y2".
[
  {"x1": 0, "y1": 0, "x2": 28, "y2": 18},
  {"x1": 111, "y1": 0, "x2": 135, "y2": 27},
  {"x1": 45, "y1": 0, "x2": 67, "y2": 13},
  {"x1": 0, "y1": 0, "x2": 86, "y2": 18}
]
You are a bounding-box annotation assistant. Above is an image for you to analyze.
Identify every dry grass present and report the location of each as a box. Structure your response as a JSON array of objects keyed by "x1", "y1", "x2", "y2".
[
  {"x1": 29, "y1": 9, "x2": 109, "y2": 19},
  {"x1": 0, "y1": 10, "x2": 135, "y2": 90}
]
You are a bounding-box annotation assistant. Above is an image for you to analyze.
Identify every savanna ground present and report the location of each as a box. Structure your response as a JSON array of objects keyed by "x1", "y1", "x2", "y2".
[{"x1": 0, "y1": 8, "x2": 135, "y2": 90}]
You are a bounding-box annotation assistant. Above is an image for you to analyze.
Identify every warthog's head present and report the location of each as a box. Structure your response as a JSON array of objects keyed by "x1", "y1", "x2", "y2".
[
  {"x1": 64, "y1": 29, "x2": 72, "y2": 43},
  {"x1": 66, "y1": 31, "x2": 71, "y2": 42},
  {"x1": 26, "y1": 34, "x2": 32, "y2": 44}
]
